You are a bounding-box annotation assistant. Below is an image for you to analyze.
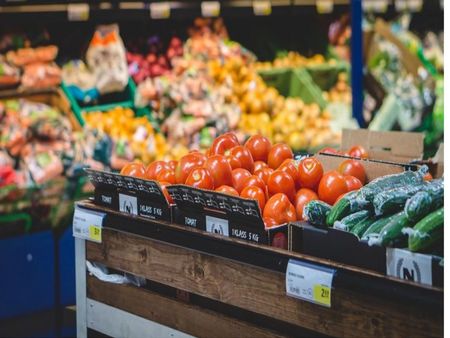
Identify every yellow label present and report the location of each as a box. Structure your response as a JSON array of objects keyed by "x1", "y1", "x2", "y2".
[
  {"x1": 313, "y1": 285, "x2": 331, "y2": 306},
  {"x1": 89, "y1": 225, "x2": 102, "y2": 242},
  {"x1": 316, "y1": 0, "x2": 333, "y2": 14},
  {"x1": 253, "y1": 1, "x2": 272, "y2": 16}
]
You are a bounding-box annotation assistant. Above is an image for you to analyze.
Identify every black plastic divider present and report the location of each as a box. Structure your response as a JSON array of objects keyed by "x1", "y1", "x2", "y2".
[{"x1": 80, "y1": 201, "x2": 443, "y2": 310}]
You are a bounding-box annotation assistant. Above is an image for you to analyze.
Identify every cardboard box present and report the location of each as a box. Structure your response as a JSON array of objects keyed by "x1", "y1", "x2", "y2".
[
  {"x1": 167, "y1": 184, "x2": 288, "y2": 247},
  {"x1": 412, "y1": 143, "x2": 444, "y2": 178},
  {"x1": 85, "y1": 169, "x2": 173, "y2": 222},
  {"x1": 339, "y1": 128, "x2": 424, "y2": 163}
]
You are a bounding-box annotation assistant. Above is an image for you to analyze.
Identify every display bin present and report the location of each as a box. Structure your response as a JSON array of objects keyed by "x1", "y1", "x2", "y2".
[
  {"x1": 0, "y1": 230, "x2": 55, "y2": 319},
  {"x1": 58, "y1": 226, "x2": 76, "y2": 307},
  {"x1": 62, "y1": 78, "x2": 153, "y2": 127},
  {"x1": 303, "y1": 61, "x2": 349, "y2": 91},
  {"x1": 75, "y1": 200, "x2": 443, "y2": 338},
  {"x1": 258, "y1": 67, "x2": 327, "y2": 109}
]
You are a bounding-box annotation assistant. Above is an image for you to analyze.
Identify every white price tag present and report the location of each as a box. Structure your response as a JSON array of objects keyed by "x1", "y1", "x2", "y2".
[
  {"x1": 253, "y1": 0, "x2": 272, "y2": 16},
  {"x1": 316, "y1": 0, "x2": 333, "y2": 14},
  {"x1": 363, "y1": 0, "x2": 387, "y2": 13},
  {"x1": 150, "y1": 2, "x2": 171, "y2": 19},
  {"x1": 119, "y1": 193, "x2": 138, "y2": 215},
  {"x1": 286, "y1": 259, "x2": 335, "y2": 307},
  {"x1": 201, "y1": 1, "x2": 220, "y2": 17},
  {"x1": 386, "y1": 248, "x2": 432, "y2": 286},
  {"x1": 408, "y1": 0, "x2": 422, "y2": 11},
  {"x1": 73, "y1": 207, "x2": 105, "y2": 243},
  {"x1": 395, "y1": 0, "x2": 408, "y2": 11},
  {"x1": 206, "y1": 216, "x2": 229, "y2": 237},
  {"x1": 67, "y1": 3, "x2": 89, "y2": 21}
]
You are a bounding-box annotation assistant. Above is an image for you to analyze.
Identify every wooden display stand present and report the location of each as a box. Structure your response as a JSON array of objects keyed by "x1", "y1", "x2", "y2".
[{"x1": 75, "y1": 200, "x2": 443, "y2": 338}]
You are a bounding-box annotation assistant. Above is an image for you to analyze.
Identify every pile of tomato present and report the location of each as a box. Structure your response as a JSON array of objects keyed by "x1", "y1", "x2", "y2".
[{"x1": 120, "y1": 133, "x2": 367, "y2": 228}]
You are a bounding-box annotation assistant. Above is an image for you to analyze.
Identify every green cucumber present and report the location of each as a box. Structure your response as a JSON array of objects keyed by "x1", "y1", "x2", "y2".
[
  {"x1": 373, "y1": 184, "x2": 425, "y2": 216},
  {"x1": 333, "y1": 210, "x2": 371, "y2": 232},
  {"x1": 375, "y1": 212, "x2": 412, "y2": 247},
  {"x1": 326, "y1": 191, "x2": 369, "y2": 226},
  {"x1": 350, "y1": 218, "x2": 374, "y2": 238},
  {"x1": 407, "y1": 207, "x2": 444, "y2": 252},
  {"x1": 405, "y1": 179, "x2": 444, "y2": 222},
  {"x1": 361, "y1": 214, "x2": 397, "y2": 241},
  {"x1": 303, "y1": 200, "x2": 331, "y2": 226}
]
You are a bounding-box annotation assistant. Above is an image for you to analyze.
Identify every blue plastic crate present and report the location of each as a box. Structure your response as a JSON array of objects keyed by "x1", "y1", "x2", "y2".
[
  {"x1": 0, "y1": 231, "x2": 56, "y2": 319},
  {"x1": 58, "y1": 227, "x2": 76, "y2": 307}
]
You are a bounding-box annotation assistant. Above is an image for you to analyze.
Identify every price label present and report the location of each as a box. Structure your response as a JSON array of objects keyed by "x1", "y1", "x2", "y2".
[
  {"x1": 408, "y1": 0, "x2": 422, "y2": 11},
  {"x1": 386, "y1": 248, "x2": 432, "y2": 286},
  {"x1": 316, "y1": 0, "x2": 333, "y2": 14},
  {"x1": 253, "y1": 0, "x2": 272, "y2": 16},
  {"x1": 201, "y1": 1, "x2": 220, "y2": 17},
  {"x1": 395, "y1": 0, "x2": 408, "y2": 11},
  {"x1": 150, "y1": 2, "x2": 171, "y2": 19},
  {"x1": 73, "y1": 207, "x2": 105, "y2": 243},
  {"x1": 363, "y1": 0, "x2": 388, "y2": 13},
  {"x1": 67, "y1": 3, "x2": 89, "y2": 21},
  {"x1": 206, "y1": 216, "x2": 229, "y2": 237},
  {"x1": 286, "y1": 259, "x2": 335, "y2": 307}
]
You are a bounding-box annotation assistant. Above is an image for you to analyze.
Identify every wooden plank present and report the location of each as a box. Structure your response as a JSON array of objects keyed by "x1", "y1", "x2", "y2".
[
  {"x1": 87, "y1": 229, "x2": 443, "y2": 338},
  {"x1": 87, "y1": 276, "x2": 287, "y2": 338}
]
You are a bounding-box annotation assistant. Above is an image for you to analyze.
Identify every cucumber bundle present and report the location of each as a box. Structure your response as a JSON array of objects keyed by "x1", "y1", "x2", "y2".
[
  {"x1": 403, "y1": 207, "x2": 444, "y2": 252},
  {"x1": 405, "y1": 178, "x2": 444, "y2": 222},
  {"x1": 368, "y1": 211, "x2": 412, "y2": 247},
  {"x1": 303, "y1": 200, "x2": 331, "y2": 226},
  {"x1": 327, "y1": 167, "x2": 427, "y2": 226},
  {"x1": 372, "y1": 183, "x2": 426, "y2": 216}
]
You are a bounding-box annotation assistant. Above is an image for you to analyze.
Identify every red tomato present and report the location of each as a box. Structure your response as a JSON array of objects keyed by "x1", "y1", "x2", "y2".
[
  {"x1": 227, "y1": 146, "x2": 254, "y2": 172},
  {"x1": 319, "y1": 147, "x2": 340, "y2": 155},
  {"x1": 215, "y1": 185, "x2": 239, "y2": 196},
  {"x1": 210, "y1": 133, "x2": 240, "y2": 155},
  {"x1": 271, "y1": 232, "x2": 288, "y2": 249},
  {"x1": 294, "y1": 188, "x2": 318, "y2": 220},
  {"x1": 159, "y1": 181, "x2": 174, "y2": 204},
  {"x1": 145, "y1": 161, "x2": 169, "y2": 180},
  {"x1": 204, "y1": 155, "x2": 233, "y2": 188},
  {"x1": 267, "y1": 170, "x2": 296, "y2": 203},
  {"x1": 244, "y1": 135, "x2": 272, "y2": 162},
  {"x1": 348, "y1": 145, "x2": 369, "y2": 159},
  {"x1": 226, "y1": 155, "x2": 241, "y2": 170},
  {"x1": 267, "y1": 143, "x2": 293, "y2": 169},
  {"x1": 167, "y1": 160, "x2": 178, "y2": 171},
  {"x1": 263, "y1": 217, "x2": 278, "y2": 228},
  {"x1": 278, "y1": 159, "x2": 300, "y2": 189},
  {"x1": 318, "y1": 171, "x2": 348, "y2": 205},
  {"x1": 344, "y1": 175, "x2": 363, "y2": 192},
  {"x1": 338, "y1": 159, "x2": 367, "y2": 184},
  {"x1": 231, "y1": 168, "x2": 252, "y2": 193},
  {"x1": 121, "y1": 162, "x2": 146, "y2": 178},
  {"x1": 175, "y1": 153, "x2": 207, "y2": 184},
  {"x1": 241, "y1": 186, "x2": 266, "y2": 211},
  {"x1": 297, "y1": 157, "x2": 323, "y2": 190},
  {"x1": 185, "y1": 168, "x2": 214, "y2": 190},
  {"x1": 254, "y1": 167, "x2": 274, "y2": 185},
  {"x1": 253, "y1": 160, "x2": 268, "y2": 173},
  {"x1": 241, "y1": 175, "x2": 266, "y2": 193},
  {"x1": 263, "y1": 193, "x2": 296, "y2": 225},
  {"x1": 423, "y1": 172, "x2": 433, "y2": 181},
  {"x1": 156, "y1": 168, "x2": 176, "y2": 184}
]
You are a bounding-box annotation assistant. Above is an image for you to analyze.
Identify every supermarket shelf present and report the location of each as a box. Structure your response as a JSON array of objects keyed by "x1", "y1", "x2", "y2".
[{"x1": 75, "y1": 200, "x2": 443, "y2": 337}]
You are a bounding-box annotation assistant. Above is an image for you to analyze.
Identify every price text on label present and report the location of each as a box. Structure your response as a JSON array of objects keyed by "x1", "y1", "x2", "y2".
[{"x1": 286, "y1": 259, "x2": 335, "y2": 307}]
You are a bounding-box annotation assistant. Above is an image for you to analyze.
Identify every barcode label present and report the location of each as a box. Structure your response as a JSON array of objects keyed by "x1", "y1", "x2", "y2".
[
  {"x1": 286, "y1": 259, "x2": 335, "y2": 307},
  {"x1": 73, "y1": 207, "x2": 105, "y2": 243}
]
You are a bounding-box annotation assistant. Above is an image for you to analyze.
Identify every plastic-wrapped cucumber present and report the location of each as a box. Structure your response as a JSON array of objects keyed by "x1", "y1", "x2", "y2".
[
  {"x1": 371, "y1": 212, "x2": 412, "y2": 247},
  {"x1": 361, "y1": 214, "x2": 397, "y2": 241},
  {"x1": 405, "y1": 179, "x2": 444, "y2": 222},
  {"x1": 326, "y1": 167, "x2": 427, "y2": 225},
  {"x1": 358, "y1": 166, "x2": 427, "y2": 203},
  {"x1": 350, "y1": 218, "x2": 374, "y2": 238},
  {"x1": 303, "y1": 200, "x2": 331, "y2": 226},
  {"x1": 404, "y1": 207, "x2": 444, "y2": 252},
  {"x1": 333, "y1": 210, "x2": 371, "y2": 232},
  {"x1": 326, "y1": 191, "x2": 369, "y2": 226},
  {"x1": 372, "y1": 183, "x2": 426, "y2": 216}
]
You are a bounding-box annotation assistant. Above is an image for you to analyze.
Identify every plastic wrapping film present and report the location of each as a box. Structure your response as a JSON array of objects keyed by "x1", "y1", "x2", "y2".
[
  {"x1": 404, "y1": 191, "x2": 433, "y2": 222},
  {"x1": 333, "y1": 210, "x2": 371, "y2": 232},
  {"x1": 86, "y1": 261, "x2": 146, "y2": 287},
  {"x1": 303, "y1": 200, "x2": 331, "y2": 226},
  {"x1": 372, "y1": 183, "x2": 426, "y2": 216}
]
